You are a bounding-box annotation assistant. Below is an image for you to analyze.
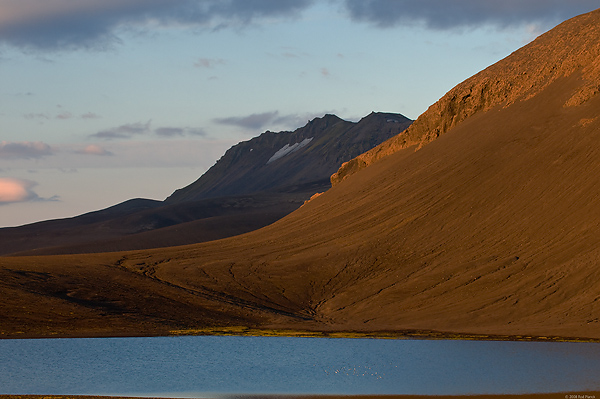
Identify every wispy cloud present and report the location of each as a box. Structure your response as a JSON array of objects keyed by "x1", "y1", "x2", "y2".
[
  {"x1": 90, "y1": 121, "x2": 207, "y2": 140},
  {"x1": 91, "y1": 121, "x2": 152, "y2": 140},
  {"x1": 0, "y1": 177, "x2": 58, "y2": 204},
  {"x1": 56, "y1": 111, "x2": 73, "y2": 120},
  {"x1": 342, "y1": 0, "x2": 600, "y2": 30},
  {"x1": 81, "y1": 112, "x2": 101, "y2": 119},
  {"x1": 155, "y1": 127, "x2": 207, "y2": 137},
  {"x1": 0, "y1": 141, "x2": 54, "y2": 159},
  {"x1": 194, "y1": 57, "x2": 226, "y2": 69},
  {"x1": 23, "y1": 113, "x2": 50, "y2": 120},
  {"x1": 214, "y1": 111, "x2": 280, "y2": 130},
  {"x1": 23, "y1": 111, "x2": 102, "y2": 120},
  {"x1": 213, "y1": 110, "x2": 341, "y2": 131}
]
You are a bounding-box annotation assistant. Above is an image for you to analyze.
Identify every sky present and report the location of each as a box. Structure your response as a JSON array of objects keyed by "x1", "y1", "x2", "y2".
[{"x1": 1, "y1": 1, "x2": 599, "y2": 227}]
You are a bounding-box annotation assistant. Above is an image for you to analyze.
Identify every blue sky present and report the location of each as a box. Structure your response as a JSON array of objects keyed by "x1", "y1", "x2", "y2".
[{"x1": 1, "y1": 0, "x2": 599, "y2": 227}]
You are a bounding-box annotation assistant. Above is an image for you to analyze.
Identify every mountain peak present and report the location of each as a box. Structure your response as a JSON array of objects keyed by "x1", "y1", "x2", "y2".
[{"x1": 166, "y1": 112, "x2": 412, "y2": 203}]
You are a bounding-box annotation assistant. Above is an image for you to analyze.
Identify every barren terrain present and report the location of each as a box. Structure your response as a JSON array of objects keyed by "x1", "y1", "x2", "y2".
[{"x1": 2, "y1": 9, "x2": 600, "y2": 340}]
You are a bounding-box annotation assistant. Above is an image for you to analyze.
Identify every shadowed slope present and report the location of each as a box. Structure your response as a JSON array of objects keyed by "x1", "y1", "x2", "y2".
[
  {"x1": 2, "y1": 9, "x2": 600, "y2": 339},
  {"x1": 167, "y1": 113, "x2": 411, "y2": 203}
]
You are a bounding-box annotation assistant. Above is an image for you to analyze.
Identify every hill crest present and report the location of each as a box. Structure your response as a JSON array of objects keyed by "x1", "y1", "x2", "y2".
[{"x1": 332, "y1": 8, "x2": 600, "y2": 185}]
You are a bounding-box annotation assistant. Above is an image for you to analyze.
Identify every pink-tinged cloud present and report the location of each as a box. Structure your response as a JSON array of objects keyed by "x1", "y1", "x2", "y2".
[
  {"x1": 76, "y1": 144, "x2": 113, "y2": 156},
  {"x1": 0, "y1": 141, "x2": 54, "y2": 159},
  {"x1": 0, "y1": 177, "x2": 38, "y2": 203}
]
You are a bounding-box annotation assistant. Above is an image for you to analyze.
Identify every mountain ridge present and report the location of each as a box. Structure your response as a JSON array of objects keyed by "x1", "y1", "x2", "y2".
[
  {"x1": 167, "y1": 112, "x2": 411, "y2": 203},
  {"x1": 331, "y1": 8, "x2": 600, "y2": 185},
  {"x1": 0, "y1": 112, "x2": 411, "y2": 255}
]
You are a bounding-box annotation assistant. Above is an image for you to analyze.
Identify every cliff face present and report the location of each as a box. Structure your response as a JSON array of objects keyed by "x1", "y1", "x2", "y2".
[{"x1": 332, "y1": 8, "x2": 600, "y2": 185}]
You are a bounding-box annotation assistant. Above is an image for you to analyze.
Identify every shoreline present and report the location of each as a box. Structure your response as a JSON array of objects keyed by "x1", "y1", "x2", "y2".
[
  {"x1": 2, "y1": 326, "x2": 600, "y2": 342},
  {"x1": 167, "y1": 327, "x2": 600, "y2": 343}
]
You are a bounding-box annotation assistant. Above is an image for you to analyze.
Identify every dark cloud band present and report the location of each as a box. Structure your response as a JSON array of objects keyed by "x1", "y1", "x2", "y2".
[
  {"x1": 90, "y1": 121, "x2": 206, "y2": 140},
  {"x1": 0, "y1": 141, "x2": 54, "y2": 159},
  {"x1": 0, "y1": 0, "x2": 313, "y2": 51},
  {"x1": 342, "y1": 0, "x2": 600, "y2": 29},
  {"x1": 1, "y1": 1, "x2": 598, "y2": 51}
]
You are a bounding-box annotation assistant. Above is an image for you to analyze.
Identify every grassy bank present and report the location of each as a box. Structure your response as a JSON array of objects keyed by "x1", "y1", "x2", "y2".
[{"x1": 168, "y1": 326, "x2": 600, "y2": 343}]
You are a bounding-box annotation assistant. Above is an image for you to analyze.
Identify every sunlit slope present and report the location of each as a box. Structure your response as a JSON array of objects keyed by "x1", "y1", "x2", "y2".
[
  {"x1": 333, "y1": 8, "x2": 600, "y2": 184},
  {"x1": 2, "y1": 8, "x2": 600, "y2": 339},
  {"x1": 115, "y1": 9, "x2": 600, "y2": 338},
  {"x1": 115, "y1": 74, "x2": 600, "y2": 339}
]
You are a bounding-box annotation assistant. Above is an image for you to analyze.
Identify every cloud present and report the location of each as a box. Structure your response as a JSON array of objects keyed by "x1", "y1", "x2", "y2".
[
  {"x1": 0, "y1": 177, "x2": 57, "y2": 204},
  {"x1": 0, "y1": 177, "x2": 37, "y2": 203},
  {"x1": 75, "y1": 144, "x2": 113, "y2": 156},
  {"x1": 91, "y1": 120, "x2": 152, "y2": 139},
  {"x1": 155, "y1": 127, "x2": 207, "y2": 137},
  {"x1": 81, "y1": 112, "x2": 101, "y2": 119},
  {"x1": 23, "y1": 113, "x2": 50, "y2": 120},
  {"x1": 194, "y1": 58, "x2": 226, "y2": 69},
  {"x1": 214, "y1": 110, "x2": 341, "y2": 131},
  {"x1": 0, "y1": 0, "x2": 314, "y2": 51},
  {"x1": 0, "y1": 141, "x2": 54, "y2": 159},
  {"x1": 56, "y1": 111, "x2": 73, "y2": 119},
  {"x1": 214, "y1": 111, "x2": 284, "y2": 130},
  {"x1": 90, "y1": 121, "x2": 207, "y2": 140},
  {"x1": 24, "y1": 111, "x2": 101, "y2": 120},
  {"x1": 342, "y1": 0, "x2": 600, "y2": 30},
  {"x1": 1, "y1": 1, "x2": 598, "y2": 51}
]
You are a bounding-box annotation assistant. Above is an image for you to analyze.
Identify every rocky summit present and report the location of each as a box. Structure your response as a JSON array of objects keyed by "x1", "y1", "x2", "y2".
[{"x1": 166, "y1": 112, "x2": 412, "y2": 203}]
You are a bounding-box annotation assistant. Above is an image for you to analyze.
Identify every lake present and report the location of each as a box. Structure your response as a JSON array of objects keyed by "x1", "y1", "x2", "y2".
[{"x1": 1, "y1": 335, "x2": 600, "y2": 397}]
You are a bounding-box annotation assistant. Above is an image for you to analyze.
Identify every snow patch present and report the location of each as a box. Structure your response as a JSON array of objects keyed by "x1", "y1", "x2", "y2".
[{"x1": 267, "y1": 137, "x2": 313, "y2": 164}]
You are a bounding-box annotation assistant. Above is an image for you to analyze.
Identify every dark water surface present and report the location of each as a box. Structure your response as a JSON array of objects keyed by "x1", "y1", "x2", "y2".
[{"x1": 1, "y1": 336, "x2": 600, "y2": 397}]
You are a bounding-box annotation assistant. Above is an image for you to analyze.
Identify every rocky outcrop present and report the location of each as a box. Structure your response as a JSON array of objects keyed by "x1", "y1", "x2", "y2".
[{"x1": 332, "y1": 8, "x2": 600, "y2": 186}]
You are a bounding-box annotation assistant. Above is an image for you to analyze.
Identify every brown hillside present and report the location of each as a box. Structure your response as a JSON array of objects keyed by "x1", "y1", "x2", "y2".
[
  {"x1": 1, "y1": 8, "x2": 600, "y2": 339},
  {"x1": 332, "y1": 8, "x2": 600, "y2": 185}
]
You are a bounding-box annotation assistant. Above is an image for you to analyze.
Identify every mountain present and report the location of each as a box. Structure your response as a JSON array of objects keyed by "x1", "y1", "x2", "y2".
[
  {"x1": 0, "y1": 112, "x2": 411, "y2": 256},
  {"x1": 2, "y1": 8, "x2": 600, "y2": 340},
  {"x1": 332, "y1": 9, "x2": 600, "y2": 184},
  {"x1": 166, "y1": 112, "x2": 412, "y2": 202}
]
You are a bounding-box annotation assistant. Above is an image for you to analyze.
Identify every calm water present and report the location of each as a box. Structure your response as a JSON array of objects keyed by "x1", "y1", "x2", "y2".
[{"x1": 1, "y1": 336, "x2": 600, "y2": 397}]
